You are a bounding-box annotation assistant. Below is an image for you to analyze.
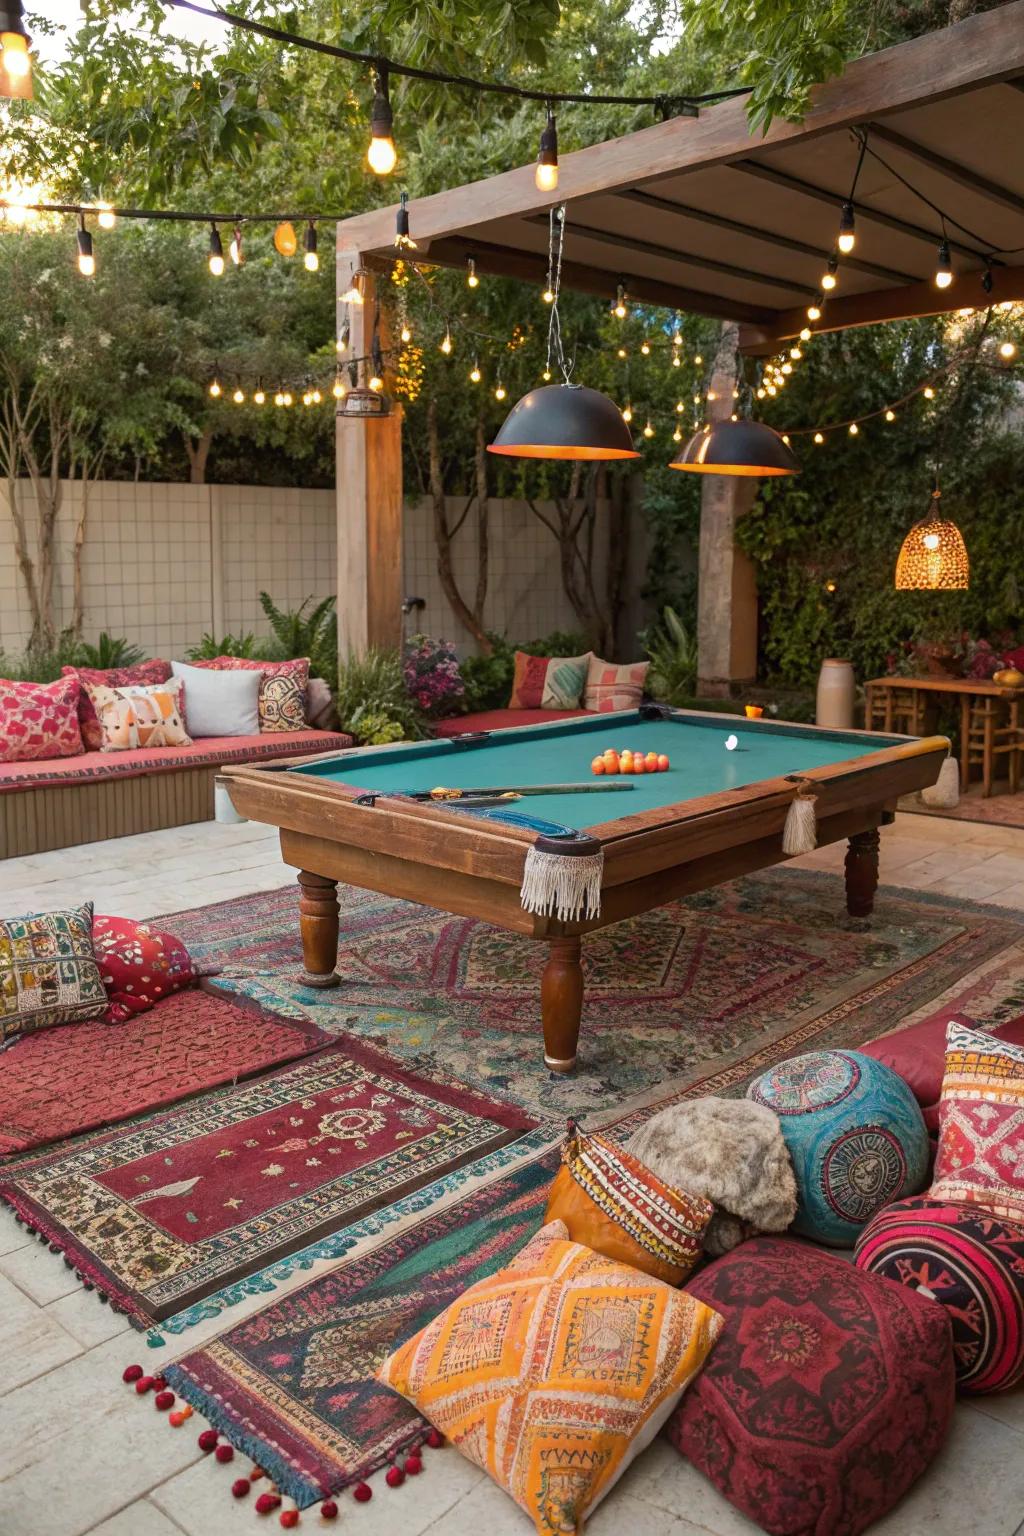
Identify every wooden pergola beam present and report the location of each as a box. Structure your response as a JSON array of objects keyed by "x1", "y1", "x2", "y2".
[
  {"x1": 739, "y1": 263, "x2": 1024, "y2": 352},
  {"x1": 865, "y1": 121, "x2": 1024, "y2": 216},
  {"x1": 335, "y1": 2, "x2": 1024, "y2": 264}
]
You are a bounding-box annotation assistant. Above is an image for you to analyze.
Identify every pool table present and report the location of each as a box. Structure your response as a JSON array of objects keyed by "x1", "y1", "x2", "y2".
[{"x1": 221, "y1": 706, "x2": 948, "y2": 1073}]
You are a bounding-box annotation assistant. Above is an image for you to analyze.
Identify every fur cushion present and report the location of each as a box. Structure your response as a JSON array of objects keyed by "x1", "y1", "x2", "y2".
[{"x1": 627, "y1": 1097, "x2": 797, "y2": 1255}]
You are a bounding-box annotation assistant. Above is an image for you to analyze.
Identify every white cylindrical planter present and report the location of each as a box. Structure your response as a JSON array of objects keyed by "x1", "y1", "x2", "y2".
[
  {"x1": 214, "y1": 776, "x2": 248, "y2": 825},
  {"x1": 816, "y1": 659, "x2": 856, "y2": 729}
]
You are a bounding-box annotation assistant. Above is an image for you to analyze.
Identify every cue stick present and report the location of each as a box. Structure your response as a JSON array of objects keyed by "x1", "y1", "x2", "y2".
[{"x1": 410, "y1": 781, "x2": 637, "y2": 801}]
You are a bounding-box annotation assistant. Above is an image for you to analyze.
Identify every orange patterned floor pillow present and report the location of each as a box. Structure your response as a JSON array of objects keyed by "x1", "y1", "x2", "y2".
[
  {"x1": 932, "y1": 1021, "x2": 1024, "y2": 1223},
  {"x1": 545, "y1": 1120, "x2": 712, "y2": 1285},
  {"x1": 378, "y1": 1219, "x2": 722, "y2": 1536}
]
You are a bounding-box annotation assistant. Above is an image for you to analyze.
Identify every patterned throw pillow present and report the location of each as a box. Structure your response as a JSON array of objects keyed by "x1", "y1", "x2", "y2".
[
  {"x1": 0, "y1": 676, "x2": 83, "y2": 763},
  {"x1": 544, "y1": 1120, "x2": 712, "y2": 1285},
  {"x1": 508, "y1": 651, "x2": 590, "y2": 710},
  {"x1": 584, "y1": 655, "x2": 650, "y2": 712},
  {"x1": 667, "y1": 1236, "x2": 955, "y2": 1536},
  {"x1": 378, "y1": 1219, "x2": 722, "y2": 1536},
  {"x1": 932, "y1": 1021, "x2": 1024, "y2": 1223},
  {"x1": 63, "y1": 660, "x2": 172, "y2": 751},
  {"x1": 855, "y1": 1196, "x2": 1024, "y2": 1394},
  {"x1": 84, "y1": 678, "x2": 191, "y2": 751},
  {"x1": 92, "y1": 914, "x2": 202, "y2": 1024},
  {"x1": 0, "y1": 902, "x2": 107, "y2": 1047},
  {"x1": 190, "y1": 656, "x2": 310, "y2": 732}
]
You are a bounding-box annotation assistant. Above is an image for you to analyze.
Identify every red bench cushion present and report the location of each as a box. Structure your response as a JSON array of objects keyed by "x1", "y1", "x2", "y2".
[{"x1": 0, "y1": 731, "x2": 352, "y2": 792}]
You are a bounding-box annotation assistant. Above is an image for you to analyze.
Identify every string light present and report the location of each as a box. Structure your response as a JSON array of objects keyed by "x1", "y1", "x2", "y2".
[
  {"x1": 807, "y1": 301, "x2": 822, "y2": 322},
  {"x1": 999, "y1": 340, "x2": 1017, "y2": 359},
  {"x1": 542, "y1": 284, "x2": 555, "y2": 303},
  {"x1": 283, "y1": 390, "x2": 293, "y2": 406},
  {"x1": 672, "y1": 323, "x2": 683, "y2": 346},
  {"x1": 934, "y1": 237, "x2": 953, "y2": 289},
  {"x1": 311, "y1": 387, "x2": 322, "y2": 403},
  {"x1": 0, "y1": 1, "x2": 32, "y2": 100},
  {"x1": 621, "y1": 402, "x2": 633, "y2": 423},
  {"x1": 789, "y1": 346, "x2": 802, "y2": 360},
  {"x1": 302, "y1": 387, "x2": 313, "y2": 406},
  {"x1": 394, "y1": 193, "x2": 417, "y2": 250},
  {"x1": 848, "y1": 422, "x2": 858, "y2": 435},
  {"x1": 923, "y1": 385, "x2": 935, "y2": 399},
  {"x1": 440, "y1": 324, "x2": 453, "y2": 355},
  {"x1": 837, "y1": 201, "x2": 856, "y2": 254},
  {"x1": 821, "y1": 254, "x2": 838, "y2": 292},
  {"x1": 341, "y1": 269, "x2": 366, "y2": 304},
  {"x1": 208, "y1": 223, "x2": 224, "y2": 276},
  {"x1": 535, "y1": 107, "x2": 558, "y2": 192},
  {"x1": 76, "y1": 214, "x2": 94, "y2": 277},
  {"x1": 672, "y1": 350, "x2": 680, "y2": 367},
  {"x1": 274, "y1": 388, "x2": 285, "y2": 407},
  {"x1": 95, "y1": 201, "x2": 116, "y2": 231},
  {"x1": 542, "y1": 367, "x2": 552, "y2": 381},
  {"x1": 616, "y1": 346, "x2": 627, "y2": 359},
  {"x1": 799, "y1": 326, "x2": 812, "y2": 342},
  {"x1": 254, "y1": 381, "x2": 266, "y2": 404},
  {"x1": 466, "y1": 256, "x2": 479, "y2": 288},
  {"x1": 612, "y1": 282, "x2": 628, "y2": 320},
  {"x1": 229, "y1": 224, "x2": 243, "y2": 265},
  {"x1": 400, "y1": 321, "x2": 412, "y2": 343},
  {"x1": 209, "y1": 376, "x2": 222, "y2": 398},
  {"x1": 302, "y1": 220, "x2": 319, "y2": 271},
  {"x1": 675, "y1": 400, "x2": 684, "y2": 413},
  {"x1": 672, "y1": 425, "x2": 682, "y2": 442},
  {"x1": 643, "y1": 420, "x2": 655, "y2": 439},
  {"x1": 640, "y1": 340, "x2": 650, "y2": 356},
  {"x1": 469, "y1": 359, "x2": 481, "y2": 383},
  {"x1": 813, "y1": 431, "x2": 825, "y2": 444},
  {"x1": 232, "y1": 387, "x2": 244, "y2": 404},
  {"x1": 694, "y1": 354, "x2": 703, "y2": 366},
  {"x1": 332, "y1": 373, "x2": 345, "y2": 399},
  {"x1": 494, "y1": 378, "x2": 506, "y2": 401},
  {"x1": 368, "y1": 373, "x2": 383, "y2": 391},
  {"x1": 368, "y1": 68, "x2": 397, "y2": 175},
  {"x1": 885, "y1": 408, "x2": 896, "y2": 421}
]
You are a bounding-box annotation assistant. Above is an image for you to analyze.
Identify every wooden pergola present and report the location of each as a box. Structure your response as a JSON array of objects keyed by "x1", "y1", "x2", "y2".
[{"x1": 333, "y1": 2, "x2": 1024, "y2": 680}]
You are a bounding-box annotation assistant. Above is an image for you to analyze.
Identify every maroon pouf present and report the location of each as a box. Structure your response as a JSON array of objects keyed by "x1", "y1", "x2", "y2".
[{"x1": 667, "y1": 1236, "x2": 955, "y2": 1536}]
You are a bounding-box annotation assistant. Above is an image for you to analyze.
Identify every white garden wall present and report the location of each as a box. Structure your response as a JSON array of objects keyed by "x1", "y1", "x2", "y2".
[{"x1": 0, "y1": 480, "x2": 625, "y2": 659}]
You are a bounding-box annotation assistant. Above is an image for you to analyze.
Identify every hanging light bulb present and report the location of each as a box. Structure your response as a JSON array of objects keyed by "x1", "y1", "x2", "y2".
[
  {"x1": 672, "y1": 350, "x2": 680, "y2": 368},
  {"x1": 622, "y1": 403, "x2": 633, "y2": 423},
  {"x1": 95, "y1": 201, "x2": 116, "y2": 230},
  {"x1": 254, "y1": 381, "x2": 266, "y2": 405},
  {"x1": 302, "y1": 388, "x2": 313, "y2": 407},
  {"x1": 469, "y1": 359, "x2": 481, "y2": 384},
  {"x1": 229, "y1": 225, "x2": 243, "y2": 265},
  {"x1": 368, "y1": 373, "x2": 383, "y2": 392},
  {"x1": 341, "y1": 269, "x2": 366, "y2": 305},
  {"x1": 208, "y1": 223, "x2": 224, "y2": 277},
  {"x1": 612, "y1": 282, "x2": 628, "y2": 320},
  {"x1": 672, "y1": 425, "x2": 682, "y2": 442},
  {"x1": 400, "y1": 321, "x2": 412, "y2": 344},
  {"x1": 393, "y1": 192, "x2": 416, "y2": 250},
  {"x1": 440, "y1": 325, "x2": 453, "y2": 356},
  {"x1": 781, "y1": 361, "x2": 793, "y2": 375},
  {"x1": 675, "y1": 400, "x2": 684, "y2": 413},
  {"x1": 813, "y1": 431, "x2": 825, "y2": 444},
  {"x1": 274, "y1": 388, "x2": 285, "y2": 407},
  {"x1": 494, "y1": 379, "x2": 506, "y2": 401},
  {"x1": 336, "y1": 320, "x2": 350, "y2": 354},
  {"x1": 821, "y1": 254, "x2": 839, "y2": 291},
  {"x1": 303, "y1": 221, "x2": 319, "y2": 271},
  {"x1": 535, "y1": 107, "x2": 558, "y2": 192},
  {"x1": 672, "y1": 322, "x2": 683, "y2": 346},
  {"x1": 616, "y1": 347, "x2": 627, "y2": 360},
  {"x1": 312, "y1": 387, "x2": 322, "y2": 404},
  {"x1": 923, "y1": 385, "x2": 935, "y2": 399},
  {"x1": 790, "y1": 346, "x2": 802, "y2": 360},
  {"x1": 209, "y1": 376, "x2": 222, "y2": 399},
  {"x1": 885, "y1": 408, "x2": 896, "y2": 422},
  {"x1": 466, "y1": 256, "x2": 479, "y2": 288},
  {"x1": 756, "y1": 386, "x2": 766, "y2": 400},
  {"x1": 694, "y1": 354, "x2": 703, "y2": 367},
  {"x1": 934, "y1": 238, "x2": 953, "y2": 289},
  {"x1": 542, "y1": 282, "x2": 555, "y2": 304},
  {"x1": 999, "y1": 340, "x2": 1016, "y2": 359},
  {"x1": 367, "y1": 68, "x2": 396, "y2": 175},
  {"x1": 837, "y1": 201, "x2": 856, "y2": 254},
  {"x1": 0, "y1": 3, "x2": 32, "y2": 100},
  {"x1": 807, "y1": 300, "x2": 822, "y2": 322},
  {"x1": 542, "y1": 367, "x2": 552, "y2": 381},
  {"x1": 76, "y1": 214, "x2": 94, "y2": 277},
  {"x1": 332, "y1": 373, "x2": 345, "y2": 400},
  {"x1": 232, "y1": 387, "x2": 244, "y2": 404},
  {"x1": 848, "y1": 422, "x2": 859, "y2": 435},
  {"x1": 799, "y1": 326, "x2": 812, "y2": 342},
  {"x1": 640, "y1": 340, "x2": 650, "y2": 356},
  {"x1": 283, "y1": 390, "x2": 293, "y2": 407},
  {"x1": 642, "y1": 420, "x2": 655, "y2": 439}
]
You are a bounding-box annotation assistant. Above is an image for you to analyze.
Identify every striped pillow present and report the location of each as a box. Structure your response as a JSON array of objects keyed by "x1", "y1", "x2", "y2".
[
  {"x1": 584, "y1": 655, "x2": 650, "y2": 712},
  {"x1": 508, "y1": 651, "x2": 590, "y2": 710},
  {"x1": 932, "y1": 1021, "x2": 1024, "y2": 1223}
]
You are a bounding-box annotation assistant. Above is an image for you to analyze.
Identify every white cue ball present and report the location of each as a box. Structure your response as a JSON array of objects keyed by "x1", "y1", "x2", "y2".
[{"x1": 725, "y1": 734, "x2": 739, "y2": 751}]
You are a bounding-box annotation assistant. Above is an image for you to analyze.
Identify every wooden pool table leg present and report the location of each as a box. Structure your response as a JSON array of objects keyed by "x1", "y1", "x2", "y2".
[
  {"x1": 844, "y1": 828, "x2": 880, "y2": 918},
  {"x1": 297, "y1": 871, "x2": 341, "y2": 988},
  {"x1": 541, "y1": 936, "x2": 583, "y2": 1074}
]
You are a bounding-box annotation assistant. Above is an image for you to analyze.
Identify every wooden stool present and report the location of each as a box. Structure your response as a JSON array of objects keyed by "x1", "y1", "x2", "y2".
[
  {"x1": 960, "y1": 695, "x2": 1024, "y2": 795},
  {"x1": 864, "y1": 681, "x2": 935, "y2": 737}
]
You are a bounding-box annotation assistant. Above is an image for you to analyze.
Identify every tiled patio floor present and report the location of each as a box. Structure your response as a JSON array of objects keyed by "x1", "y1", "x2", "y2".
[{"x1": 1, "y1": 811, "x2": 1023, "y2": 1536}]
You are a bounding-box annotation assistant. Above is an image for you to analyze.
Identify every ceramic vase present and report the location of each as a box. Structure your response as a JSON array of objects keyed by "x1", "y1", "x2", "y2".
[{"x1": 816, "y1": 658, "x2": 856, "y2": 729}]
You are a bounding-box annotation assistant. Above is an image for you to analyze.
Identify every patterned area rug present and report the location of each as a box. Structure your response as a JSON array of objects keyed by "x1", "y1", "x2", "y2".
[
  {"x1": 0, "y1": 985, "x2": 329, "y2": 1158},
  {"x1": 168, "y1": 871, "x2": 1024, "y2": 1121},
  {"x1": 0, "y1": 1038, "x2": 536, "y2": 1325}
]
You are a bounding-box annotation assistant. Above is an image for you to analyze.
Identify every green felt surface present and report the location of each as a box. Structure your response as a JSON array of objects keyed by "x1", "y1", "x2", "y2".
[{"x1": 289, "y1": 712, "x2": 899, "y2": 832}]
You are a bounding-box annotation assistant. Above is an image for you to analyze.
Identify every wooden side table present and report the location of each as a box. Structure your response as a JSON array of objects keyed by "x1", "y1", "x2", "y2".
[{"x1": 865, "y1": 677, "x2": 1024, "y2": 797}]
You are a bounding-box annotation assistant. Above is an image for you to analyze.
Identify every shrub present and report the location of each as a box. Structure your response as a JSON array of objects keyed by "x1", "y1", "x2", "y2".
[
  {"x1": 76, "y1": 632, "x2": 146, "y2": 669},
  {"x1": 642, "y1": 606, "x2": 698, "y2": 704},
  {"x1": 185, "y1": 631, "x2": 259, "y2": 660},
  {"x1": 259, "y1": 592, "x2": 337, "y2": 687},
  {"x1": 346, "y1": 708, "x2": 408, "y2": 745},
  {"x1": 402, "y1": 634, "x2": 465, "y2": 718},
  {"x1": 334, "y1": 646, "x2": 428, "y2": 740}
]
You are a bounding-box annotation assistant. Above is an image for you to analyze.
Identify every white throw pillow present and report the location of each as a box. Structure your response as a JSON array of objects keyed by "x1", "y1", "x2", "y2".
[{"x1": 170, "y1": 660, "x2": 261, "y2": 738}]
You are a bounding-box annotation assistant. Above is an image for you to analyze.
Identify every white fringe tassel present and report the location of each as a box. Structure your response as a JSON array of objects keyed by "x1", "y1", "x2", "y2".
[
  {"x1": 782, "y1": 787, "x2": 818, "y2": 856},
  {"x1": 520, "y1": 846, "x2": 604, "y2": 922},
  {"x1": 921, "y1": 755, "x2": 960, "y2": 809}
]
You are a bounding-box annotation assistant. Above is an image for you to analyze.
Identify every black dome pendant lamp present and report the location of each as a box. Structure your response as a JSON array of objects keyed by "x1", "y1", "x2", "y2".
[
  {"x1": 671, "y1": 364, "x2": 800, "y2": 478},
  {"x1": 489, "y1": 207, "x2": 640, "y2": 463}
]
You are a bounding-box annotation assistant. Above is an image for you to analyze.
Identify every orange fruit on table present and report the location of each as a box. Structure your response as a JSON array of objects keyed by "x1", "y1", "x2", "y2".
[{"x1": 657, "y1": 754, "x2": 670, "y2": 771}]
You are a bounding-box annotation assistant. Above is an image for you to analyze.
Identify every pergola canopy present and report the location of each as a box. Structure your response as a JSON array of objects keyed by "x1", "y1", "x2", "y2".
[{"x1": 335, "y1": 3, "x2": 1024, "y2": 354}]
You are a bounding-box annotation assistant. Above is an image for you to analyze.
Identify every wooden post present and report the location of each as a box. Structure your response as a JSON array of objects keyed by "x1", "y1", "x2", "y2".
[
  {"x1": 696, "y1": 322, "x2": 759, "y2": 698},
  {"x1": 335, "y1": 245, "x2": 404, "y2": 656}
]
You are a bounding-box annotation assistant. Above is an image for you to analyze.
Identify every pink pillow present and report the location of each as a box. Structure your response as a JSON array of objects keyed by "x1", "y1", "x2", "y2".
[
  {"x1": 92, "y1": 914, "x2": 202, "y2": 1023},
  {"x1": 0, "y1": 676, "x2": 83, "y2": 762},
  {"x1": 64, "y1": 661, "x2": 172, "y2": 751}
]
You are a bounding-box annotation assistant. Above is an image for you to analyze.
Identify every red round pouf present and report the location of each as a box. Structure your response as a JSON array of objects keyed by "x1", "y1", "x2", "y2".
[{"x1": 855, "y1": 1197, "x2": 1024, "y2": 1394}]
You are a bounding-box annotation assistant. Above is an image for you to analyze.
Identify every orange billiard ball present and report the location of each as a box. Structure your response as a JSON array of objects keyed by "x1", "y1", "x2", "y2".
[
  {"x1": 591, "y1": 757, "x2": 606, "y2": 775},
  {"x1": 645, "y1": 752, "x2": 659, "y2": 768},
  {"x1": 657, "y1": 754, "x2": 670, "y2": 772},
  {"x1": 632, "y1": 755, "x2": 646, "y2": 773}
]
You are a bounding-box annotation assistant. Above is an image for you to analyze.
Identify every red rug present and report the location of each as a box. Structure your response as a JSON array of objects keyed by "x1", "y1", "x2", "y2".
[
  {"x1": 0, "y1": 985, "x2": 329, "y2": 1158},
  {"x1": 0, "y1": 1036, "x2": 536, "y2": 1324}
]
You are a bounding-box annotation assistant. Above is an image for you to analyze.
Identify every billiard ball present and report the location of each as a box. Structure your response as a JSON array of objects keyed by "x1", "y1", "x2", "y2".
[
  {"x1": 645, "y1": 752, "x2": 658, "y2": 769},
  {"x1": 591, "y1": 757, "x2": 606, "y2": 775},
  {"x1": 656, "y1": 754, "x2": 670, "y2": 772},
  {"x1": 633, "y1": 755, "x2": 646, "y2": 773},
  {"x1": 725, "y1": 734, "x2": 739, "y2": 751}
]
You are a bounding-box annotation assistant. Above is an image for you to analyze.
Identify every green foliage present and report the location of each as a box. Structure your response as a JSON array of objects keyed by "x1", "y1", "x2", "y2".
[
  {"x1": 258, "y1": 592, "x2": 338, "y2": 685},
  {"x1": 76, "y1": 632, "x2": 146, "y2": 668},
  {"x1": 0, "y1": 630, "x2": 85, "y2": 682},
  {"x1": 642, "y1": 606, "x2": 698, "y2": 704},
  {"x1": 346, "y1": 709, "x2": 410, "y2": 746},
  {"x1": 333, "y1": 646, "x2": 428, "y2": 740},
  {"x1": 184, "y1": 632, "x2": 259, "y2": 660}
]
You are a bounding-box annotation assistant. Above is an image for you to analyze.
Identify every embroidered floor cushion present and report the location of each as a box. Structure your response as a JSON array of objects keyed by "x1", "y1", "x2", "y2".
[
  {"x1": 748, "y1": 1049, "x2": 929, "y2": 1245},
  {"x1": 854, "y1": 1196, "x2": 1024, "y2": 1394},
  {"x1": 544, "y1": 1120, "x2": 712, "y2": 1285},
  {"x1": 931, "y1": 1021, "x2": 1024, "y2": 1223},
  {"x1": 0, "y1": 676, "x2": 83, "y2": 762},
  {"x1": 0, "y1": 902, "x2": 107, "y2": 1047},
  {"x1": 63, "y1": 660, "x2": 172, "y2": 750},
  {"x1": 861, "y1": 1010, "x2": 1024, "y2": 1132},
  {"x1": 667, "y1": 1235, "x2": 955, "y2": 1536},
  {"x1": 378, "y1": 1219, "x2": 722, "y2": 1536},
  {"x1": 508, "y1": 651, "x2": 591, "y2": 710},
  {"x1": 92, "y1": 914, "x2": 202, "y2": 1024},
  {"x1": 84, "y1": 678, "x2": 191, "y2": 750}
]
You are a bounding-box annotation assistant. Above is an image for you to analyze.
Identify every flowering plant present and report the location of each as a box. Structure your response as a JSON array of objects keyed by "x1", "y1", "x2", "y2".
[{"x1": 402, "y1": 634, "x2": 465, "y2": 718}]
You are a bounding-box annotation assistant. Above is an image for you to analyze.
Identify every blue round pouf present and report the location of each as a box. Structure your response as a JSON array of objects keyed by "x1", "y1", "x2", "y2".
[{"x1": 747, "y1": 1049, "x2": 929, "y2": 1246}]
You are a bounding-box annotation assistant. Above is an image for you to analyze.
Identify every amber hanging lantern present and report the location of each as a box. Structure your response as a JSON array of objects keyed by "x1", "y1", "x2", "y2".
[{"x1": 894, "y1": 488, "x2": 969, "y2": 590}]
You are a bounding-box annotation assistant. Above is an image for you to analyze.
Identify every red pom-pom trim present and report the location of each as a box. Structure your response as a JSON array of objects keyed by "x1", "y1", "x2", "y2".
[
  {"x1": 404, "y1": 1455, "x2": 423, "y2": 1476},
  {"x1": 197, "y1": 1429, "x2": 219, "y2": 1453},
  {"x1": 154, "y1": 1391, "x2": 175, "y2": 1411},
  {"x1": 255, "y1": 1492, "x2": 281, "y2": 1515},
  {"x1": 352, "y1": 1482, "x2": 373, "y2": 1503},
  {"x1": 232, "y1": 1477, "x2": 252, "y2": 1499},
  {"x1": 279, "y1": 1512, "x2": 299, "y2": 1530},
  {"x1": 425, "y1": 1428, "x2": 444, "y2": 1449},
  {"x1": 168, "y1": 1410, "x2": 185, "y2": 1428},
  {"x1": 320, "y1": 1501, "x2": 338, "y2": 1520},
  {"x1": 215, "y1": 1443, "x2": 234, "y2": 1464},
  {"x1": 385, "y1": 1465, "x2": 404, "y2": 1488},
  {"x1": 153, "y1": 1376, "x2": 168, "y2": 1390},
  {"x1": 122, "y1": 1364, "x2": 144, "y2": 1383},
  {"x1": 134, "y1": 1376, "x2": 155, "y2": 1395}
]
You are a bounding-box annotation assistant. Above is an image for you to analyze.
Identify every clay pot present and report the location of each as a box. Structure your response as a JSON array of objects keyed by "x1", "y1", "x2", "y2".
[{"x1": 816, "y1": 659, "x2": 855, "y2": 729}]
